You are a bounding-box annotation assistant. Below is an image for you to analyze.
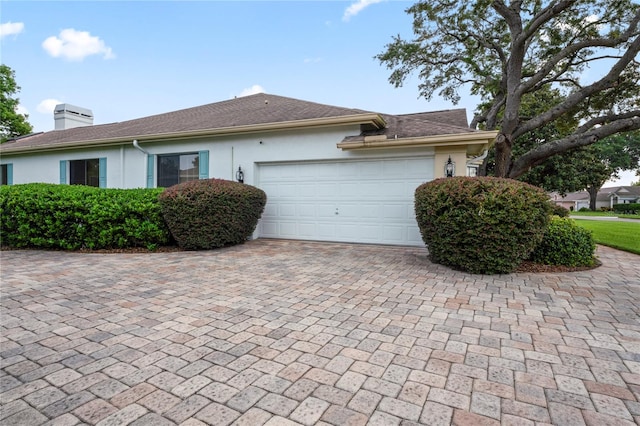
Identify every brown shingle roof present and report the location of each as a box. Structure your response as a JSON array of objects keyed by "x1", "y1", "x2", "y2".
[{"x1": 1, "y1": 94, "x2": 475, "y2": 153}]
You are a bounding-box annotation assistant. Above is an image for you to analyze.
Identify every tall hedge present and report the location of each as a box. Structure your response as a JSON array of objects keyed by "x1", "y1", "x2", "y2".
[
  {"x1": 158, "y1": 179, "x2": 266, "y2": 250},
  {"x1": 415, "y1": 177, "x2": 551, "y2": 274},
  {"x1": 0, "y1": 183, "x2": 170, "y2": 250}
]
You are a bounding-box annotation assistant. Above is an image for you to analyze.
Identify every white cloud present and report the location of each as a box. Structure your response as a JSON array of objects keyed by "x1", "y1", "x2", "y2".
[
  {"x1": 238, "y1": 85, "x2": 266, "y2": 97},
  {"x1": 42, "y1": 28, "x2": 115, "y2": 61},
  {"x1": 343, "y1": 0, "x2": 385, "y2": 22},
  {"x1": 0, "y1": 22, "x2": 25, "y2": 39},
  {"x1": 37, "y1": 99, "x2": 63, "y2": 114}
]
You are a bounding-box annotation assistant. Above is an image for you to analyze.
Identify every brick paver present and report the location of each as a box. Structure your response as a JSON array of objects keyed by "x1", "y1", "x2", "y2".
[{"x1": 1, "y1": 240, "x2": 639, "y2": 424}]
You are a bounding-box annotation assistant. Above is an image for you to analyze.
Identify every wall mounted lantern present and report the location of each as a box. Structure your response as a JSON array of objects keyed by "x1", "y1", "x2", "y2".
[
  {"x1": 445, "y1": 156, "x2": 455, "y2": 177},
  {"x1": 236, "y1": 166, "x2": 244, "y2": 183}
]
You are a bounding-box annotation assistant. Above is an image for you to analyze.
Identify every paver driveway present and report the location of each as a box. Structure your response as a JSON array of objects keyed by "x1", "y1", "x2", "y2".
[{"x1": 1, "y1": 240, "x2": 639, "y2": 426}]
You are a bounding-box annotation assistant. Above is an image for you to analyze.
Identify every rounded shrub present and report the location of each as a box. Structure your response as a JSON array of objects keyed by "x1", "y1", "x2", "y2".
[
  {"x1": 414, "y1": 177, "x2": 551, "y2": 274},
  {"x1": 551, "y1": 204, "x2": 570, "y2": 217},
  {"x1": 0, "y1": 183, "x2": 170, "y2": 250},
  {"x1": 158, "y1": 179, "x2": 266, "y2": 250},
  {"x1": 529, "y1": 217, "x2": 596, "y2": 267}
]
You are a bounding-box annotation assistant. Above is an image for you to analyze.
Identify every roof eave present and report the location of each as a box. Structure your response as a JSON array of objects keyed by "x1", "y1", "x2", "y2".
[
  {"x1": 337, "y1": 131, "x2": 498, "y2": 152},
  {"x1": 1, "y1": 113, "x2": 386, "y2": 155}
]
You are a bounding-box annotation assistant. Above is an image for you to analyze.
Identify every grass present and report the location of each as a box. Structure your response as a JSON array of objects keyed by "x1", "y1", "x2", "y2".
[
  {"x1": 571, "y1": 211, "x2": 640, "y2": 220},
  {"x1": 574, "y1": 220, "x2": 640, "y2": 255}
]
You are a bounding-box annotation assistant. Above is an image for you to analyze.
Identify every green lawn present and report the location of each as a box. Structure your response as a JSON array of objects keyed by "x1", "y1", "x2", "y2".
[{"x1": 574, "y1": 220, "x2": 640, "y2": 255}]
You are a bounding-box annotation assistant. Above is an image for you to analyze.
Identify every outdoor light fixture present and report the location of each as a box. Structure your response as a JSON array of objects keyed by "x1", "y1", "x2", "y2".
[
  {"x1": 445, "y1": 156, "x2": 455, "y2": 177},
  {"x1": 236, "y1": 166, "x2": 244, "y2": 183}
]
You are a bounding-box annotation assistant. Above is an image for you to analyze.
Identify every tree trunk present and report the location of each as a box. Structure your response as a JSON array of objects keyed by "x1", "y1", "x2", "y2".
[
  {"x1": 587, "y1": 186, "x2": 600, "y2": 211},
  {"x1": 493, "y1": 133, "x2": 513, "y2": 178}
]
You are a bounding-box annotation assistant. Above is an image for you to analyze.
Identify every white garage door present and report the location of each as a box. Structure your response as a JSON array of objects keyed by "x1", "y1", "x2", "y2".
[{"x1": 257, "y1": 157, "x2": 433, "y2": 246}]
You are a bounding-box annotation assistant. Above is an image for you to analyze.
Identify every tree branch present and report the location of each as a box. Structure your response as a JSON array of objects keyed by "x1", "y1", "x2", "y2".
[
  {"x1": 515, "y1": 32, "x2": 640, "y2": 138},
  {"x1": 509, "y1": 114, "x2": 640, "y2": 178}
]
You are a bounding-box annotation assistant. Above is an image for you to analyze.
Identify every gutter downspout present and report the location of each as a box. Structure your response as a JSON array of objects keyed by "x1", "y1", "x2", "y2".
[
  {"x1": 133, "y1": 139, "x2": 150, "y2": 188},
  {"x1": 120, "y1": 145, "x2": 125, "y2": 187},
  {"x1": 132, "y1": 139, "x2": 148, "y2": 155}
]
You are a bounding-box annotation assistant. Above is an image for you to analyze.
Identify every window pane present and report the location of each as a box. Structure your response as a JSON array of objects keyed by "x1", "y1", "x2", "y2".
[
  {"x1": 69, "y1": 159, "x2": 100, "y2": 187},
  {"x1": 0, "y1": 165, "x2": 7, "y2": 185},
  {"x1": 180, "y1": 154, "x2": 199, "y2": 183},
  {"x1": 69, "y1": 160, "x2": 86, "y2": 185},
  {"x1": 157, "y1": 153, "x2": 199, "y2": 187},
  {"x1": 158, "y1": 155, "x2": 179, "y2": 187},
  {"x1": 87, "y1": 159, "x2": 99, "y2": 187}
]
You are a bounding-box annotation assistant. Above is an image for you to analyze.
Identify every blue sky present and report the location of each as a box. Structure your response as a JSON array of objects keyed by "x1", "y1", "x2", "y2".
[{"x1": 1, "y1": 0, "x2": 636, "y2": 185}]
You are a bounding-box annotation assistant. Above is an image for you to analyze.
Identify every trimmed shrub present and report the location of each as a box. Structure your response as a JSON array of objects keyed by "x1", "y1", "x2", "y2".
[
  {"x1": 529, "y1": 217, "x2": 596, "y2": 266},
  {"x1": 415, "y1": 177, "x2": 551, "y2": 274},
  {"x1": 551, "y1": 204, "x2": 570, "y2": 217},
  {"x1": 613, "y1": 203, "x2": 640, "y2": 214},
  {"x1": 579, "y1": 207, "x2": 590, "y2": 212},
  {"x1": 158, "y1": 179, "x2": 266, "y2": 250},
  {"x1": 0, "y1": 183, "x2": 170, "y2": 250}
]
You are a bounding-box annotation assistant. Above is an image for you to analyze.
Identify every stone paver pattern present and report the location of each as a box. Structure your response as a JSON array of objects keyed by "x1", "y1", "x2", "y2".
[{"x1": 1, "y1": 239, "x2": 639, "y2": 425}]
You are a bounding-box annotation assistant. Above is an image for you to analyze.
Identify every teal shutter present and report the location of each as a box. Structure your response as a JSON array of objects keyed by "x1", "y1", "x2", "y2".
[
  {"x1": 199, "y1": 150, "x2": 209, "y2": 179},
  {"x1": 99, "y1": 157, "x2": 107, "y2": 188},
  {"x1": 146, "y1": 155, "x2": 154, "y2": 188},
  {"x1": 59, "y1": 160, "x2": 67, "y2": 184},
  {"x1": 6, "y1": 164, "x2": 13, "y2": 185}
]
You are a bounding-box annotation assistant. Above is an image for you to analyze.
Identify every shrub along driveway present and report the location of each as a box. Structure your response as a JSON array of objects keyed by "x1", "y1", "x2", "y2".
[{"x1": 1, "y1": 240, "x2": 639, "y2": 425}]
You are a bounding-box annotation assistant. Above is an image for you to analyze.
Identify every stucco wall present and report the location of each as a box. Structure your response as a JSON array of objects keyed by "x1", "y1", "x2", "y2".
[{"x1": 2, "y1": 125, "x2": 441, "y2": 188}]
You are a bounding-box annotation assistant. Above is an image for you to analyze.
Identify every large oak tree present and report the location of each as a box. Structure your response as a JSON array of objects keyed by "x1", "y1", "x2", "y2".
[
  {"x1": 1, "y1": 64, "x2": 33, "y2": 143},
  {"x1": 377, "y1": 0, "x2": 640, "y2": 178}
]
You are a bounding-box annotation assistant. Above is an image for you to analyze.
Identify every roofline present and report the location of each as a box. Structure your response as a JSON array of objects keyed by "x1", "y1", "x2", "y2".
[
  {"x1": 337, "y1": 130, "x2": 499, "y2": 150},
  {"x1": 0, "y1": 113, "x2": 387, "y2": 155}
]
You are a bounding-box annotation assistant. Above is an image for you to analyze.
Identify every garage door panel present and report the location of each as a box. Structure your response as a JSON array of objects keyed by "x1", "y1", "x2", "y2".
[
  {"x1": 297, "y1": 204, "x2": 316, "y2": 217},
  {"x1": 279, "y1": 203, "x2": 297, "y2": 217},
  {"x1": 298, "y1": 223, "x2": 317, "y2": 237},
  {"x1": 258, "y1": 157, "x2": 433, "y2": 246},
  {"x1": 278, "y1": 222, "x2": 299, "y2": 237},
  {"x1": 383, "y1": 204, "x2": 407, "y2": 220},
  {"x1": 382, "y1": 225, "x2": 406, "y2": 242}
]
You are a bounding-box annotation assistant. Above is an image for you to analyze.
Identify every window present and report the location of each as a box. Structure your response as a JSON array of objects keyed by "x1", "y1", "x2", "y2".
[
  {"x1": 0, "y1": 164, "x2": 12, "y2": 185},
  {"x1": 60, "y1": 158, "x2": 106, "y2": 187},
  {"x1": 70, "y1": 159, "x2": 100, "y2": 186},
  {"x1": 157, "y1": 153, "x2": 199, "y2": 187},
  {"x1": 146, "y1": 150, "x2": 208, "y2": 188}
]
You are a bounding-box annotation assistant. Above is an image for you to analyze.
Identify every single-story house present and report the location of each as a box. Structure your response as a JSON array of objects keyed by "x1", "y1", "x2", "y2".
[
  {"x1": 0, "y1": 94, "x2": 496, "y2": 246},
  {"x1": 551, "y1": 186, "x2": 640, "y2": 211}
]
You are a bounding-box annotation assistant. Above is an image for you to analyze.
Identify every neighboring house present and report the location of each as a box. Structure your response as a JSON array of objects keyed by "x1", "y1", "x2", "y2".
[
  {"x1": 551, "y1": 186, "x2": 640, "y2": 211},
  {"x1": 0, "y1": 94, "x2": 496, "y2": 246}
]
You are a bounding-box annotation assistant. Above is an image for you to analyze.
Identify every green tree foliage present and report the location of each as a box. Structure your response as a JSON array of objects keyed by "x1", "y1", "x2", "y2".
[
  {"x1": 377, "y1": 1, "x2": 640, "y2": 178},
  {"x1": 0, "y1": 65, "x2": 33, "y2": 143}
]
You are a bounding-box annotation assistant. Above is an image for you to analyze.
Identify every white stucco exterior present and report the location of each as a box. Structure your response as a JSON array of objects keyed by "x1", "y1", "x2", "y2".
[{"x1": 3, "y1": 125, "x2": 438, "y2": 189}]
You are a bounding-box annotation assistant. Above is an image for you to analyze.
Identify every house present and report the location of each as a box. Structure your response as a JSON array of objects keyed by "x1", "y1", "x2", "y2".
[
  {"x1": 551, "y1": 186, "x2": 640, "y2": 211},
  {"x1": 0, "y1": 94, "x2": 497, "y2": 246}
]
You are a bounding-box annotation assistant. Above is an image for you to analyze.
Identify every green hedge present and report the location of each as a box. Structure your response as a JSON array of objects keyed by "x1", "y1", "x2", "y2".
[
  {"x1": 551, "y1": 204, "x2": 570, "y2": 217},
  {"x1": 0, "y1": 183, "x2": 171, "y2": 250},
  {"x1": 529, "y1": 217, "x2": 596, "y2": 267},
  {"x1": 613, "y1": 203, "x2": 640, "y2": 214},
  {"x1": 415, "y1": 177, "x2": 551, "y2": 274},
  {"x1": 158, "y1": 179, "x2": 266, "y2": 250}
]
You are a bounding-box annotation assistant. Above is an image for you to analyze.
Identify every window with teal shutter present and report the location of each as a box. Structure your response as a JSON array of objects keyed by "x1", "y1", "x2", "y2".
[
  {"x1": 0, "y1": 164, "x2": 12, "y2": 185},
  {"x1": 199, "y1": 150, "x2": 209, "y2": 179},
  {"x1": 99, "y1": 157, "x2": 107, "y2": 188},
  {"x1": 147, "y1": 155, "x2": 154, "y2": 188},
  {"x1": 60, "y1": 160, "x2": 67, "y2": 184}
]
